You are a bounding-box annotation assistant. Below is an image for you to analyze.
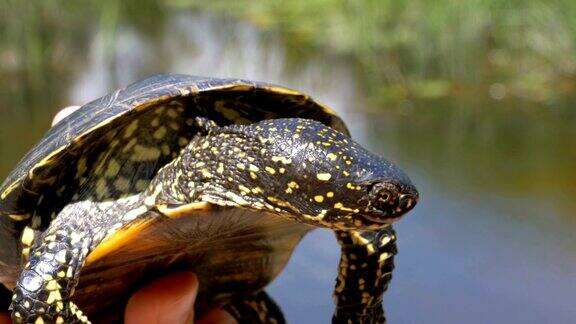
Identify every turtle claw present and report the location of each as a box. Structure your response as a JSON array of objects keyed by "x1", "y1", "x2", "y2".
[{"x1": 194, "y1": 117, "x2": 218, "y2": 134}]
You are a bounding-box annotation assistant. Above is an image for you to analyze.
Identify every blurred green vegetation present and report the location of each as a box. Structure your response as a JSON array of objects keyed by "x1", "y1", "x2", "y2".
[
  {"x1": 2, "y1": 0, "x2": 576, "y2": 107},
  {"x1": 0, "y1": 0, "x2": 165, "y2": 115},
  {"x1": 0, "y1": 0, "x2": 574, "y2": 209},
  {"x1": 171, "y1": 0, "x2": 576, "y2": 104}
]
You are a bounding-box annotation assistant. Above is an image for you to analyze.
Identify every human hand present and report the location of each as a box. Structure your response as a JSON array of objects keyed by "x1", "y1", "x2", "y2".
[
  {"x1": 1, "y1": 272, "x2": 235, "y2": 324},
  {"x1": 0, "y1": 107, "x2": 237, "y2": 324},
  {"x1": 125, "y1": 272, "x2": 236, "y2": 324}
]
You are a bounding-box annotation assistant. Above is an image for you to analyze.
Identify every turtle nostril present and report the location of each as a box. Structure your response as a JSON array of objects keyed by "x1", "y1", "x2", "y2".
[
  {"x1": 378, "y1": 190, "x2": 391, "y2": 203},
  {"x1": 399, "y1": 194, "x2": 416, "y2": 211}
]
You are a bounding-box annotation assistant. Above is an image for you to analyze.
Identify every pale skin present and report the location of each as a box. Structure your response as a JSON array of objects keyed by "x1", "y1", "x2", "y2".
[{"x1": 0, "y1": 107, "x2": 236, "y2": 324}]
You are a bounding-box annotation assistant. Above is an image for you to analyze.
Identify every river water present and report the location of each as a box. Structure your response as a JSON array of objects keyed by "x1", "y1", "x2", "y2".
[{"x1": 0, "y1": 11, "x2": 574, "y2": 323}]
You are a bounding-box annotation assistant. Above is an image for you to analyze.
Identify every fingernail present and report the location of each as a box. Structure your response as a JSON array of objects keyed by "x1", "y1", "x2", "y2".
[
  {"x1": 52, "y1": 105, "x2": 80, "y2": 126},
  {"x1": 196, "y1": 308, "x2": 238, "y2": 324}
]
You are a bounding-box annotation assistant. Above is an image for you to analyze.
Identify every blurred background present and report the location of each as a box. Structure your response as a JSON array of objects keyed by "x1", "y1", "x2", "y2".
[{"x1": 0, "y1": 1, "x2": 574, "y2": 322}]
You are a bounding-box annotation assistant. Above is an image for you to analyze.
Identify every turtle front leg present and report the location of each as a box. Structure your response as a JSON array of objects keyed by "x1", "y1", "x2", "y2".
[
  {"x1": 10, "y1": 224, "x2": 91, "y2": 324},
  {"x1": 224, "y1": 290, "x2": 285, "y2": 324},
  {"x1": 332, "y1": 226, "x2": 397, "y2": 324}
]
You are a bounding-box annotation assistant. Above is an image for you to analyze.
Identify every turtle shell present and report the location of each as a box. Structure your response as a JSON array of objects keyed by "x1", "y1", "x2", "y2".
[{"x1": 0, "y1": 74, "x2": 347, "y2": 289}]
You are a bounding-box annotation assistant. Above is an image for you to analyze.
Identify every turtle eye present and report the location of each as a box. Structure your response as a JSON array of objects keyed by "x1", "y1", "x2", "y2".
[{"x1": 366, "y1": 182, "x2": 400, "y2": 211}]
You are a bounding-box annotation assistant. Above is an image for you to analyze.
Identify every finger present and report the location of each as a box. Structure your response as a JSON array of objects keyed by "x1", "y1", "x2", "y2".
[
  {"x1": 0, "y1": 313, "x2": 11, "y2": 324},
  {"x1": 52, "y1": 105, "x2": 80, "y2": 126},
  {"x1": 196, "y1": 308, "x2": 238, "y2": 324},
  {"x1": 125, "y1": 272, "x2": 198, "y2": 324}
]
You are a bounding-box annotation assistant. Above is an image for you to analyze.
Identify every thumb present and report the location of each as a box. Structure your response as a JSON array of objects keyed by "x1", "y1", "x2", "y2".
[{"x1": 125, "y1": 272, "x2": 198, "y2": 324}]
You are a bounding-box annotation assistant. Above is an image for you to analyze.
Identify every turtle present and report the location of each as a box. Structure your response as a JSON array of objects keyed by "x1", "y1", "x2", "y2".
[{"x1": 0, "y1": 74, "x2": 418, "y2": 324}]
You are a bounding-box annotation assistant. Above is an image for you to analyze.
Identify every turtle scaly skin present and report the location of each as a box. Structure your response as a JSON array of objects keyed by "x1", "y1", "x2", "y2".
[{"x1": 0, "y1": 75, "x2": 418, "y2": 323}]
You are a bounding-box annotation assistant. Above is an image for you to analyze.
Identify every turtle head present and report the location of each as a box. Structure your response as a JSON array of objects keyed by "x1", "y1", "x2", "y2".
[
  {"x1": 249, "y1": 118, "x2": 419, "y2": 230},
  {"x1": 169, "y1": 118, "x2": 418, "y2": 230}
]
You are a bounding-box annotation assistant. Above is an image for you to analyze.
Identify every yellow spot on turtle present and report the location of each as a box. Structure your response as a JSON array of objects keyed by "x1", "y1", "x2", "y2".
[
  {"x1": 317, "y1": 173, "x2": 332, "y2": 181},
  {"x1": 153, "y1": 126, "x2": 167, "y2": 139},
  {"x1": 76, "y1": 158, "x2": 88, "y2": 177},
  {"x1": 178, "y1": 137, "x2": 188, "y2": 146},
  {"x1": 161, "y1": 144, "x2": 171, "y2": 155},
  {"x1": 144, "y1": 194, "x2": 157, "y2": 206},
  {"x1": 35, "y1": 317, "x2": 45, "y2": 324},
  {"x1": 265, "y1": 166, "x2": 276, "y2": 174},
  {"x1": 9, "y1": 213, "x2": 30, "y2": 221},
  {"x1": 366, "y1": 244, "x2": 376, "y2": 255},
  {"x1": 380, "y1": 235, "x2": 393, "y2": 246},
  {"x1": 105, "y1": 159, "x2": 121, "y2": 178},
  {"x1": 46, "y1": 290, "x2": 61, "y2": 304},
  {"x1": 287, "y1": 181, "x2": 299, "y2": 189},
  {"x1": 95, "y1": 179, "x2": 108, "y2": 198},
  {"x1": 216, "y1": 163, "x2": 224, "y2": 174},
  {"x1": 326, "y1": 192, "x2": 334, "y2": 198},
  {"x1": 379, "y1": 252, "x2": 392, "y2": 263},
  {"x1": 169, "y1": 122, "x2": 180, "y2": 130},
  {"x1": 236, "y1": 163, "x2": 245, "y2": 170},
  {"x1": 314, "y1": 195, "x2": 324, "y2": 203},
  {"x1": 327, "y1": 153, "x2": 337, "y2": 161},
  {"x1": 55, "y1": 250, "x2": 67, "y2": 264},
  {"x1": 250, "y1": 172, "x2": 258, "y2": 179},
  {"x1": 345, "y1": 160, "x2": 352, "y2": 165},
  {"x1": 230, "y1": 194, "x2": 249, "y2": 206},
  {"x1": 334, "y1": 202, "x2": 344, "y2": 209},
  {"x1": 44, "y1": 235, "x2": 56, "y2": 242},
  {"x1": 46, "y1": 280, "x2": 60, "y2": 291},
  {"x1": 248, "y1": 164, "x2": 259, "y2": 172},
  {"x1": 70, "y1": 232, "x2": 83, "y2": 245},
  {"x1": 114, "y1": 177, "x2": 130, "y2": 191},
  {"x1": 132, "y1": 145, "x2": 161, "y2": 161},
  {"x1": 122, "y1": 138, "x2": 138, "y2": 153},
  {"x1": 272, "y1": 156, "x2": 292, "y2": 164},
  {"x1": 123, "y1": 120, "x2": 139, "y2": 138},
  {"x1": 135, "y1": 179, "x2": 148, "y2": 191},
  {"x1": 167, "y1": 108, "x2": 178, "y2": 118},
  {"x1": 238, "y1": 185, "x2": 251, "y2": 195},
  {"x1": 215, "y1": 102, "x2": 241, "y2": 121}
]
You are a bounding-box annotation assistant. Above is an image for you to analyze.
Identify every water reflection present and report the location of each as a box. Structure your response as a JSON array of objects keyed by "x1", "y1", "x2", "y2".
[{"x1": 1, "y1": 9, "x2": 574, "y2": 324}]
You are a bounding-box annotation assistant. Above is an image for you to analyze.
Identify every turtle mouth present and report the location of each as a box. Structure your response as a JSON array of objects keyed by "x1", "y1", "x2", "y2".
[{"x1": 361, "y1": 211, "x2": 394, "y2": 224}]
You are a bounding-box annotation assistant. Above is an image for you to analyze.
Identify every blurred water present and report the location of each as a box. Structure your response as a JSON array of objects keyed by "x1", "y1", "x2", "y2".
[{"x1": 1, "y1": 11, "x2": 574, "y2": 323}]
